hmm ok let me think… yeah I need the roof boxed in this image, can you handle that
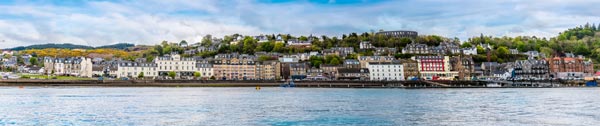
[92,65,104,71]
[28,67,42,71]
[368,60,401,65]
[344,59,359,62]
[482,62,499,67]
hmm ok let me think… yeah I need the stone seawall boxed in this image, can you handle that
[0,79,590,88]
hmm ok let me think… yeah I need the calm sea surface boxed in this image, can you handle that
[0,87,599,126]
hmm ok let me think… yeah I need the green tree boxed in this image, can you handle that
[309,56,324,68]
[540,47,554,57]
[515,41,526,52]
[168,71,176,79]
[29,57,38,66]
[325,55,342,65]
[163,44,173,54]
[460,43,472,48]
[273,42,285,53]
[194,72,201,79]
[145,55,155,63]
[476,46,485,54]
[256,42,274,52]
[346,54,358,59]
[138,72,144,78]
[201,34,213,47]
[16,55,24,65]
[154,45,164,56]
[496,46,509,58]
[329,57,341,65]
[161,40,169,47]
[574,43,591,55]
[242,37,257,54]
[258,55,276,61]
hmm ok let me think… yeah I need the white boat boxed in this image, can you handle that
[486,83,502,87]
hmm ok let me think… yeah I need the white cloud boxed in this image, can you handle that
[0,0,599,48]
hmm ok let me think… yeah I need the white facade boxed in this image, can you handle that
[155,54,197,77]
[462,48,477,55]
[360,41,373,49]
[44,57,92,77]
[196,63,213,79]
[367,62,404,81]
[80,58,93,77]
[53,62,65,75]
[117,62,158,78]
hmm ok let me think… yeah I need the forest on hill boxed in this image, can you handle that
[6,43,134,51]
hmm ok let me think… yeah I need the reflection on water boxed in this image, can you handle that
[0,87,599,125]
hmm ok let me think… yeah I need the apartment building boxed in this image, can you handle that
[196,58,214,80]
[255,60,280,80]
[116,62,158,78]
[367,61,404,81]
[213,53,257,80]
[155,53,197,78]
[44,57,93,77]
[400,59,419,80]
[412,56,458,80]
[357,56,395,68]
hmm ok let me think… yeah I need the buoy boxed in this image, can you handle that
[256,86,260,90]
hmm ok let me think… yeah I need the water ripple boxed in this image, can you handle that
[0,87,599,125]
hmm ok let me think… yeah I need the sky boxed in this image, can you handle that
[0,0,599,48]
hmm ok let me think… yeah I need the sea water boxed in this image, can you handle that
[0,87,599,125]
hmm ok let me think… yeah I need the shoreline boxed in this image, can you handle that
[0,79,593,88]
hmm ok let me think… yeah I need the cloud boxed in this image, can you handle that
[0,0,599,48]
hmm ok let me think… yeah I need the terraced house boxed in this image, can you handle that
[196,58,214,80]
[513,59,550,80]
[357,56,395,68]
[547,56,594,79]
[155,53,197,79]
[43,57,93,77]
[117,61,157,78]
[255,60,280,80]
[412,56,458,80]
[400,59,420,80]
[213,53,257,80]
[367,60,404,81]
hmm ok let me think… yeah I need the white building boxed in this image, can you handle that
[360,41,373,49]
[462,47,477,55]
[155,53,197,78]
[367,61,404,81]
[43,57,93,77]
[51,59,65,75]
[117,62,158,78]
[254,35,269,43]
[196,60,213,79]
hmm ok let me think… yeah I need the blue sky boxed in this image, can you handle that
[0,0,599,48]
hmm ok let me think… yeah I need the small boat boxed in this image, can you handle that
[280,80,296,87]
[486,83,502,87]
[586,80,598,87]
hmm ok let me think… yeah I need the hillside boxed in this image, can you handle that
[6,43,135,51]
[463,23,600,63]
[96,43,135,50]
[7,43,93,51]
